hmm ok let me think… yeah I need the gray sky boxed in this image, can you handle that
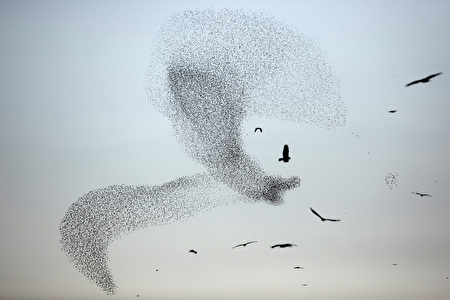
[0,0,449,299]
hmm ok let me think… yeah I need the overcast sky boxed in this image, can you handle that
[0,0,449,299]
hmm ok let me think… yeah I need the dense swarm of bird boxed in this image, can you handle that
[61,6,442,297]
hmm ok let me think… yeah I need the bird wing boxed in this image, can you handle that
[244,241,257,246]
[425,72,442,80]
[283,145,289,156]
[232,244,244,249]
[310,207,324,221]
[271,244,279,248]
[406,79,421,86]
[412,192,431,197]
[324,218,340,222]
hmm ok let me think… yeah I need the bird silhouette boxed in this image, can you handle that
[254,127,262,133]
[405,72,442,87]
[294,266,304,269]
[392,263,398,266]
[188,249,198,254]
[301,283,308,287]
[270,243,297,249]
[388,110,398,113]
[278,144,291,162]
[412,192,432,197]
[232,241,258,249]
[310,207,340,222]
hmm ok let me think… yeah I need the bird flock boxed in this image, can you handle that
[59,8,444,297]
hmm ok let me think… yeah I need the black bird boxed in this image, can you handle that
[271,243,297,249]
[188,249,198,254]
[405,72,442,87]
[310,207,340,222]
[294,266,304,270]
[232,241,257,249]
[388,110,398,113]
[392,263,398,266]
[278,144,291,162]
[412,192,432,197]
[254,127,262,133]
[155,269,159,272]
[301,283,308,287]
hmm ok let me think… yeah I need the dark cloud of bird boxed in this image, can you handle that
[146,8,344,204]
[61,8,345,295]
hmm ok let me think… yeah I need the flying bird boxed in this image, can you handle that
[278,144,291,162]
[392,263,398,266]
[232,241,257,249]
[412,192,432,197]
[254,127,262,133]
[388,110,398,113]
[294,266,304,270]
[301,283,308,287]
[270,243,297,249]
[405,72,442,87]
[188,249,198,254]
[310,207,340,222]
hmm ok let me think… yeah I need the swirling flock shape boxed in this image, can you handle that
[60,9,345,295]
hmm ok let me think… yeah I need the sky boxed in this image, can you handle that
[0,0,449,299]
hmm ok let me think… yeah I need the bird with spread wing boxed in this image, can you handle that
[310,207,340,222]
[405,72,442,87]
[278,144,291,162]
[412,192,432,197]
[232,241,258,249]
[271,243,297,249]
